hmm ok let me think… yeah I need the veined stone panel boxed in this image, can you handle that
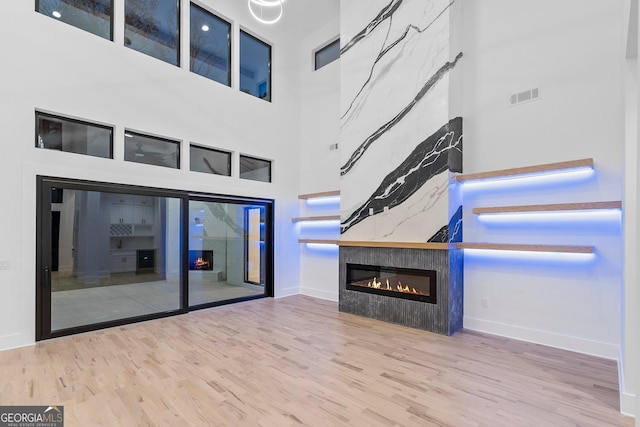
[340,0,462,243]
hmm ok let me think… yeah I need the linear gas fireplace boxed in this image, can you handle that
[339,246,463,335]
[346,263,436,304]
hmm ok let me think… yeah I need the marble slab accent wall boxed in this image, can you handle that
[340,0,462,242]
[338,0,463,333]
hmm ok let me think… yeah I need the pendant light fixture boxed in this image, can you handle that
[248,0,285,25]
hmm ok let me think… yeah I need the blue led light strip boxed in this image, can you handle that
[462,248,596,262]
[461,167,595,191]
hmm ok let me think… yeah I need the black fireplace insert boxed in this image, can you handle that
[189,250,214,271]
[346,263,436,303]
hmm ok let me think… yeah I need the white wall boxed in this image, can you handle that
[299,19,341,195]
[0,0,305,350]
[462,0,624,359]
[623,0,640,420]
[297,15,341,301]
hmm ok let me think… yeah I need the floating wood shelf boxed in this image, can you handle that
[473,201,621,215]
[299,239,339,245]
[455,242,594,254]
[456,158,594,182]
[298,190,340,200]
[291,215,341,223]
[338,241,450,250]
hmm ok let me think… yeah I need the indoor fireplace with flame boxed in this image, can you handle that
[346,263,437,304]
[189,250,214,271]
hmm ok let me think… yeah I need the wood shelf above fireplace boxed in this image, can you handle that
[291,215,341,223]
[338,241,450,250]
[455,158,594,182]
[455,242,594,254]
[472,201,621,215]
[299,239,339,245]
[298,190,340,200]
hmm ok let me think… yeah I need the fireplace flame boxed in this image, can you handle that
[362,277,427,296]
[194,257,211,270]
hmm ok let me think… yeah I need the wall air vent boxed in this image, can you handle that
[509,88,540,106]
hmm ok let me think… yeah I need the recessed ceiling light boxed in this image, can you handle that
[201,25,209,32]
[52,10,62,18]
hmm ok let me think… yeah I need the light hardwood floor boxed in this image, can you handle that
[0,295,633,426]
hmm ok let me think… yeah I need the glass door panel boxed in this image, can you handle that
[188,200,266,307]
[39,182,184,336]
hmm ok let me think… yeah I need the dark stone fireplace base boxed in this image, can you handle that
[339,246,463,335]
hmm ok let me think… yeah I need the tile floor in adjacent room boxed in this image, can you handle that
[51,272,263,330]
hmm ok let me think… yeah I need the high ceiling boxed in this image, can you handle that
[269,0,340,37]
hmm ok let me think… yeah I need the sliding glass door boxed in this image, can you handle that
[37,177,273,340]
[37,178,186,338]
[188,199,270,307]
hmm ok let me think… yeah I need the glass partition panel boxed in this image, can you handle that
[48,189,182,332]
[36,0,113,40]
[188,200,265,306]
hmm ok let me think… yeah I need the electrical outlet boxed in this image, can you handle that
[481,298,489,308]
[0,260,9,271]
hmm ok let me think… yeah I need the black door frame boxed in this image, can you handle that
[36,176,274,341]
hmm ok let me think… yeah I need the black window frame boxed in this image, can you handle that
[35,0,115,41]
[35,111,114,159]
[239,29,272,102]
[239,154,272,183]
[124,130,181,169]
[124,0,181,67]
[189,144,232,177]
[189,2,232,87]
[314,37,340,70]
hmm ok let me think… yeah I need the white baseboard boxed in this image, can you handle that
[620,392,636,418]
[0,333,33,352]
[299,287,338,302]
[274,286,299,299]
[464,316,619,360]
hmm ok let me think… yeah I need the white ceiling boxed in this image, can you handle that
[273,0,340,37]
